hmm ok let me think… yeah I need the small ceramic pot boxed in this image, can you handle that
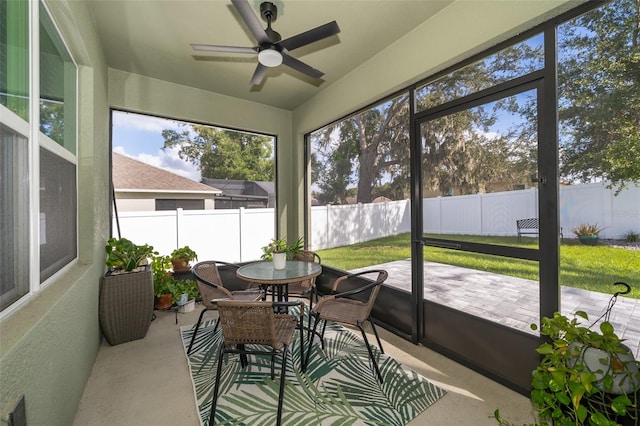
[272,252,286,270]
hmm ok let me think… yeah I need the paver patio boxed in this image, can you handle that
[354,259,640,358]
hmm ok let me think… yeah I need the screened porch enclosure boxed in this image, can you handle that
[308,0,638,394]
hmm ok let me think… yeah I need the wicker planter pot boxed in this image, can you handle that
[99,268,154,346]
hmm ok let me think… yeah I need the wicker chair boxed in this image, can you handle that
[305,269,388,383]
[209,300,305,426]
[187,260,264,355]
[286,250,321,309]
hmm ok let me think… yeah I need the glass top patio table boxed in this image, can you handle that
[237,260,322,304]
[236,260,322,285]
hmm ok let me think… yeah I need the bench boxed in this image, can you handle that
[516,218,563,242]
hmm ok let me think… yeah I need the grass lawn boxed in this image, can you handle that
[316,233,640,299]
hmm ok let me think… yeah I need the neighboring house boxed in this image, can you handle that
[202,178,275,209]
[112,152,221,211]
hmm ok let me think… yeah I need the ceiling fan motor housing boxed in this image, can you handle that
[260,2,278,22]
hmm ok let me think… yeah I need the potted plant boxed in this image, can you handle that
[105,237,156,273]
[261,237,304,269]
[260,237,304,260]
[99,238,157,345]
[173,279,199,313]
[573,223,604,246]
[170,246,198,273]
[495,302,640,425]
[151,255,176,310]
[531,310,639,424]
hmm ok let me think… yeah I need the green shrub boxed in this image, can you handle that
[623,230,639,243]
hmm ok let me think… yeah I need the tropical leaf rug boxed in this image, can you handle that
[181,315,446,425]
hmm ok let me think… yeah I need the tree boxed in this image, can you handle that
[347,96,410,203]
[162,125,274,181]
[312,94,411,204]
[311,39,542,204]
[311,126,357,204]
[40,101,65,144]
[558,0,640,193]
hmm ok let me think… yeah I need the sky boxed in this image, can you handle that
[112,110,201,181]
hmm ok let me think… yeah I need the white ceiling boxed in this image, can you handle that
[87,0,453,111]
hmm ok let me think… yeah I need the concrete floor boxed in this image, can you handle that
[73,306,536,426]
[73,259,640,425]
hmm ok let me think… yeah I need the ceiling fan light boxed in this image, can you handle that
[258,49,283,67]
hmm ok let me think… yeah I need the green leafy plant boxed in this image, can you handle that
[151,255,200,302]
[260,237,304,260]
[572,223,604,238]
[151,255,175,297]
[172,279,199,303]
[528,311,639,426]
[170,246,198,271]
[105,237,157,272]
[170,246,198,262]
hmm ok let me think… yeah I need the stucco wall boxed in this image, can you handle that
[0,1,111,424]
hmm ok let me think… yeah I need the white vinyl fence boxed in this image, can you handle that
[114,182,639,263]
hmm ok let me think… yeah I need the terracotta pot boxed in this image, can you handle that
[154,293,173,310]
[171,258,191,272]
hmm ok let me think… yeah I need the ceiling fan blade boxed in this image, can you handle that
[191,44,257,54]
[277,21,340,52]
[231,0,270,45]
[281,53,324,79]
[250,63,268,85]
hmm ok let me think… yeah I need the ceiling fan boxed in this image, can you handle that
[191,0,340,86]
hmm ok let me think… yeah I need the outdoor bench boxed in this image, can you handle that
[516,218,563,242]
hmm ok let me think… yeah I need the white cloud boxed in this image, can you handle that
[114,145,201,182]
[112,110,184,133]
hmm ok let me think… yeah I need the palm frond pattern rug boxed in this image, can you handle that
[181,316,446,425]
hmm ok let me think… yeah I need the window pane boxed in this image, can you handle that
[0,0,29,121]
[416,33,544,112]
[40,147,77,282]
[0,124,30,311]
[39,3,76,153]
[156,199,204,211]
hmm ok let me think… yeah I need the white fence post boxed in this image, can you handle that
[176,208,183,249]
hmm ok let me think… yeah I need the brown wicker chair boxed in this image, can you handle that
[287,250,321,309]
[305,269,388,383]
[209,300,305,426]
[187,260,264,355]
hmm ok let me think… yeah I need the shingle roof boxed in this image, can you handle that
[112,152,220,193]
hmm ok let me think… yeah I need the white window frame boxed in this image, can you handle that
[0,0,79,319]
